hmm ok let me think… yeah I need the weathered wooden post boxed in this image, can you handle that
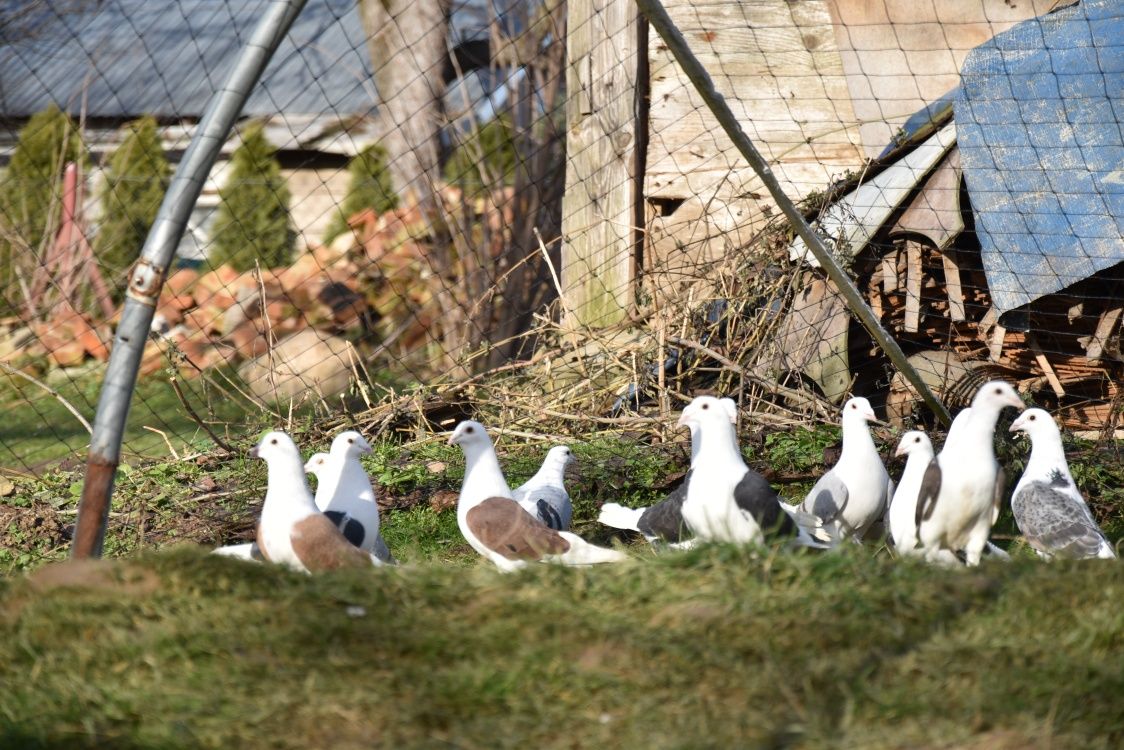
[561,0,643,326]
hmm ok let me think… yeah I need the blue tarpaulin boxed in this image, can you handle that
[956,0,1124,317]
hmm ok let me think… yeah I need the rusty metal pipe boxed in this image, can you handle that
[71,0,310,558]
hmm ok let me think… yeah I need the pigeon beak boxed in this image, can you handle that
[675,413,691,429]
[894,444,908,458]
[446,433,459,446]
[249,445,260,458]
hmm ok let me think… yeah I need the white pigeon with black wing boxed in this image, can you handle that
[512,445,574,531]
[449,421,628,572]
[676,396,815,547]
[1009,408,1115,560]
[799,397,894,543]
[307,433,395,565]
[915,381,1025,566]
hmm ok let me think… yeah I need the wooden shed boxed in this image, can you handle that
[560,0,1056,325]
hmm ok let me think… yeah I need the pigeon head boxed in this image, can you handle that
[972,380,1024,412]
[676,396,737,429]
[330,430,372,458]
[448,420,493,449]
[1009,408,1059,440]
[842,396,878,424]
[547,445,575,468]
[303,451,330,476]
[894,430,932,458]
[250,430,301,463]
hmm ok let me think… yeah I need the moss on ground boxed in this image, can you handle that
[0,546,1121,749]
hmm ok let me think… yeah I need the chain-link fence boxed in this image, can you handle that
[0,0,1121,480]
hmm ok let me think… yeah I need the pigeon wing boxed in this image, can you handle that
[290,514,376,572]
[637,473,691,542]
[802,471,848,525]
[914,457,943,528]
[1012,482,1111,559]
[467,497,571,560]
[734,470,796,538]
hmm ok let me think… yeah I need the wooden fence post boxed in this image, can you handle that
[561,0,642,327]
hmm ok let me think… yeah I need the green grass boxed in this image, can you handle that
[0,364,262,469]
[0,546,1121,749]
[2,396,1122,748]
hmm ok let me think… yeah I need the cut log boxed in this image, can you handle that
[939,246,966,321]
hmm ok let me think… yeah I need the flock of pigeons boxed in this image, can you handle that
[215,380,1117,573]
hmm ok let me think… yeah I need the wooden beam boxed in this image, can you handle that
[940,246,966,322]
[1027,333,1065,397]
[561,0,640,326]
[1085,307,1122,360]
[989,323,1006,362]
[904,241,922,333]
[881,250,897,294]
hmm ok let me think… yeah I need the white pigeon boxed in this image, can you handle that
[512,445,574,531]
[799,396,894,543]
[1009,408,1116,560]
[597,415,715,546]
[888,430,934,556]
[676,396,814,547]
[251,431,379,573]
[307,432,396,564]
[448,421,629,572]
[915,380,1025,565]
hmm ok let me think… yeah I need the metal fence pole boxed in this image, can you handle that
[634,0,951,427]
[71,0,310,559]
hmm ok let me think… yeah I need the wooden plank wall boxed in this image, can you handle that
[561,0,641,326]
[643,0,864,297]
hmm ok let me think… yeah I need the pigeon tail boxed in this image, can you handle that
[597,502,644,532]
[550,533,629,565]
[211,543,260,560]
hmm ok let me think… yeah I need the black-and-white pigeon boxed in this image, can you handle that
[676,395,807,546]
[799,397,893,543]
[306,435,396,565]
[512,445,574,531]
[448,421,628,572]
[915,380,1025,565]
[251,431,378,573]
[1009,408,1116,560]
[596,414,716,546]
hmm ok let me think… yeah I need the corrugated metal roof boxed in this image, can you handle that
[956,0,1124,316]
[0,0,502,120]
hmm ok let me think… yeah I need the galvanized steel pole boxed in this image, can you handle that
[634,0,951,426]
[71,0,310,558]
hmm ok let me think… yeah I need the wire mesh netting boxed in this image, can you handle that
[0,0,1120,482]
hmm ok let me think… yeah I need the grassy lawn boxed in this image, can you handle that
[1,546,1121,749]
[0,364,264,471]
[1,392,1122,748]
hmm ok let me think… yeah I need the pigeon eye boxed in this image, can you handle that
[465,426,475,434]
[701,403,709,410]
[1029,415,1036,421]
[270,438,277,445]
[914,437,920,442]
[347,438,355,444]
[994,386,1003,395]
[850,403,857,409]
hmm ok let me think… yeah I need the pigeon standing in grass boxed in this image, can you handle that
[799,397,893,543]
[307,433,396,564]
[676,396,809,546]
[512,445,574,531]
[888,430,934,555]
[597,415,716,546]
[449,421,628,572]
[915,380,1025,566]
[252,431,379,573]
[1009,408,1115,560]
